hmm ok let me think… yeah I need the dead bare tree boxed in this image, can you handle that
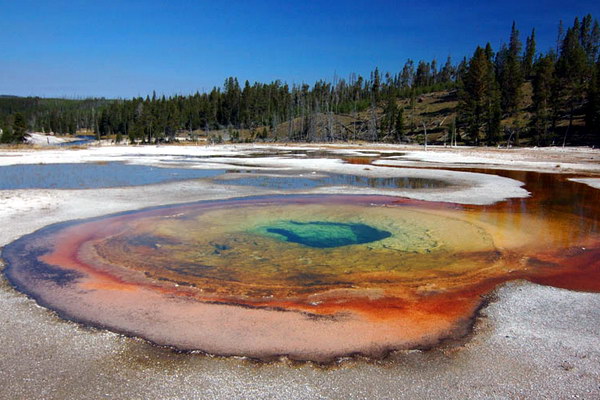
[368,105,378,141]
[327,111,335,141]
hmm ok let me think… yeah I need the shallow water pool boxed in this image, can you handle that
[0,162,226,189]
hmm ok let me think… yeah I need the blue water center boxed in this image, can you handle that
[264,221,392,248]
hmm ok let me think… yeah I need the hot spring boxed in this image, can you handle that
[3,167,600,362]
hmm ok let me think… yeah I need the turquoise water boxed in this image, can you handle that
[262,220,392,248]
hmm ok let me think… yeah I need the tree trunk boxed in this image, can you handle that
[562,102,574,148]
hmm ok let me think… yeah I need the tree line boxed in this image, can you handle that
[0,97,109,143]
[458,15,600,146]
[1,64,457,144]
[1,14,599,146]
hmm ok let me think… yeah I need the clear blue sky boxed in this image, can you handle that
[1,0,599,98]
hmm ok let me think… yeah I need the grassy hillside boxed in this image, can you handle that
[251,85,589,147]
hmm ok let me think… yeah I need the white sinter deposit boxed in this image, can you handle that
[0,144,529,205]
[569,178,600,190]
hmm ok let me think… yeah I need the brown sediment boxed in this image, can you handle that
[3,170,600,362]
[342,156,377,165]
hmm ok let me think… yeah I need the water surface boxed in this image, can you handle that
[215,174,449,190]
[0,162,226,189]
[57,135,96,146]
[262,220,392,248]
[0,162,448,191]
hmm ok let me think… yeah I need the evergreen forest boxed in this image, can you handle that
[1,15,599,147]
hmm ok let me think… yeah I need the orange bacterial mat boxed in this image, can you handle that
[3,170,600,362]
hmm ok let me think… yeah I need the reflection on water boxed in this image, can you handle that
[0,163,226,189]
[455,169,600,291]
[0,162,448,191]
[215,174,449,190]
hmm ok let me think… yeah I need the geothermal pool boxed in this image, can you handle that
[0,161,449,190]
[0,162,226,189]
[3,163,600,362]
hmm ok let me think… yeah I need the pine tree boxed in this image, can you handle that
[557,20,565,53]
[12,113,28,143]
[0,120,12,143]
[555,21,589,145]
[485,42,502,145]
[381,95,398,139]
[395,107,405,142]
[486,88,502,145]
[439,56,455,83]
[408,89,417,133]
[430,58,438,85]
[459,46,501,145]
[531,55,555,145]
[580,14,600,63]
[590,20,600,62]
[585,61,600,145]
[371,67,381,102]
[523,29,536,78]
[400,59,415,88]
[456,57,468,83]
[381,95,398,138]
[415,61,431,87]
[499,22,523,114]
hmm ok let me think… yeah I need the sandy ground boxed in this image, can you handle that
[0,143,599,399]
